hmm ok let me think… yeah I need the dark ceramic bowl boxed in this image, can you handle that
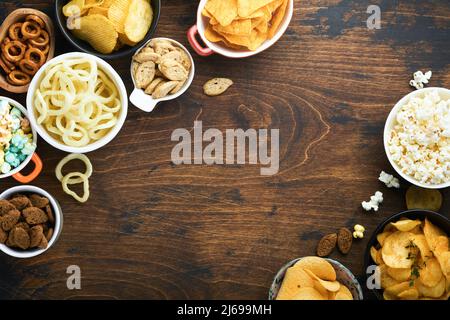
[55,0,161,59]
[363,210,450,300]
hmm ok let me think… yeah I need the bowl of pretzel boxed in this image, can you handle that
[0,8,55,93]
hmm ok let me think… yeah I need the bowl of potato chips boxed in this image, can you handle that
[365,210,450,300]
[188,0,294,58]
[269,256,364,300]
[55,0,160,59]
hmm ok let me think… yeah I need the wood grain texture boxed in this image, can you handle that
[0,0,449,300]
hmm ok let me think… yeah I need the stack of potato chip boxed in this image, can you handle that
[63,0,153,54]
[276,257,354,300]
[371,218,450,300]
[203,0,289,51]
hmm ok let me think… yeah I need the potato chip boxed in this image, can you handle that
[88,6,109,17]
[382,231,416,268]
[377,231,392,246]
[294,256,336,281]
[72,14,118,54]
[108,0,131,34]
[101,0,114,8]
[237,0,273,18]
[437,251,450,280]
[291,287,325,300]
[205,0,238,27]
[118,33,137,46]
[387,267,411,282]
[276,266,314,300]
[391,219,422,232]
[385,281,411,297]
[312,279,329,298]
[304,269,341,292]
[63,0,86,17]
[268,0,288,39]
[124,0,153,43]
[423,218,447,253]
[416,277,446,298]
[419,257,443,287]
[370,246,379,264]
[333,284,353,300]
[406,186,443,212]
[412,234,433,260]
[383,291,397,300]
[398,288,419,300]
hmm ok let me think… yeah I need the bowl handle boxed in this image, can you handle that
[187,25,213,57]
[12,153,43,183]
[130,88,158,113]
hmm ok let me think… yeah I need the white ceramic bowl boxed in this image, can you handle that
[0,185,63,258]
[26,52,128,154]
[0,97,42,183]
[188,0,294,58]
[384,87,450,189]
[129,38,195,113]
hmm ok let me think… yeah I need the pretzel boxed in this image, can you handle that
[25,14,45,29]
[1,53,16,70]
[19,59,39,75]
[7,70,30,85]
[8,23,24,41]
[25,47,46,66]
[29,30,49,47]
[21,21,41,40]
[27,41,50,55]
[3,40,26,63]
[0,56,11,74]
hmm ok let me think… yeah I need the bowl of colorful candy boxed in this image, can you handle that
[0,97,41,183]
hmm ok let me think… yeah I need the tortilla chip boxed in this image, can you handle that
[238,0,274,18]
[268,0,288,39]
[205,0,238,26]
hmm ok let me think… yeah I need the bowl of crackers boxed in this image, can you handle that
[0,185,63,258]
[55,0,161,59]
[129,38,195,113]
[188,0,294,58]
[364,210,450,300]
[269,256,364,300]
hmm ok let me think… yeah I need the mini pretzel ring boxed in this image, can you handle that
[21,21,41,40]
[25,15,46,29]
[25,47,46,66]
[3,40,26,62]
[1,53,16,70]
[29,30,49,47]
[19,59,39,76]
[8,23,24,41]
[7,70,31,86]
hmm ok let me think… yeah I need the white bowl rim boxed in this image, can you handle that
[129,37,195,104]
[196,0,294,58]
[26,52,128,154]
[0,185,63,258]
[383,87,450,190]
[0,97,37,179]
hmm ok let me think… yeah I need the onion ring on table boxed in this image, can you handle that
[21,21,41,40]
[62,172,90,203]
[3,40,26,62]
[25,47,46,66]
[8,23,24,41]
[25,14,45,29]
[7,70,30,85]
[19,59,39,76]
[29,30,49,47]
[55,153,93,184]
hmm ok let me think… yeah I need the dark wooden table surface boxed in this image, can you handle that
[0,0,449,300]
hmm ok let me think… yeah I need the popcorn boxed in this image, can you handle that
[353,224,365,239]
[362,191,383,212]
[388,89,450,185]
[379,171,400,188]
[409,70,432,90]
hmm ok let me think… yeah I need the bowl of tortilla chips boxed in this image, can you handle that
[187,0,293,58]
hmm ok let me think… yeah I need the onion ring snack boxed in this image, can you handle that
[33,56,121,147]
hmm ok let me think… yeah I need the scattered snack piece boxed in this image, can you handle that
[132,39,192,99]
[316,233,337,257]
[371,217,449,300]
[63,0,153,54]
[409,70,432,90]
[337,228,353,254]
[387,89,449,185]
[406,186,443,212]
[362,191,383,212]
[352,224,365,239]
[276,256,353,300]
[203,78,234,96]
[202,0,290,51]
[378,171,400,189]
[0,193,55,251]
[55,153,93,203]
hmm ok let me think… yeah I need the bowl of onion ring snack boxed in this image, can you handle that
[0,8,55,93]
[26,52,128,153]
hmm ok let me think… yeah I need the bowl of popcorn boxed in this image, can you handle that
[0,97,41,183]
[384,88,450,189]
